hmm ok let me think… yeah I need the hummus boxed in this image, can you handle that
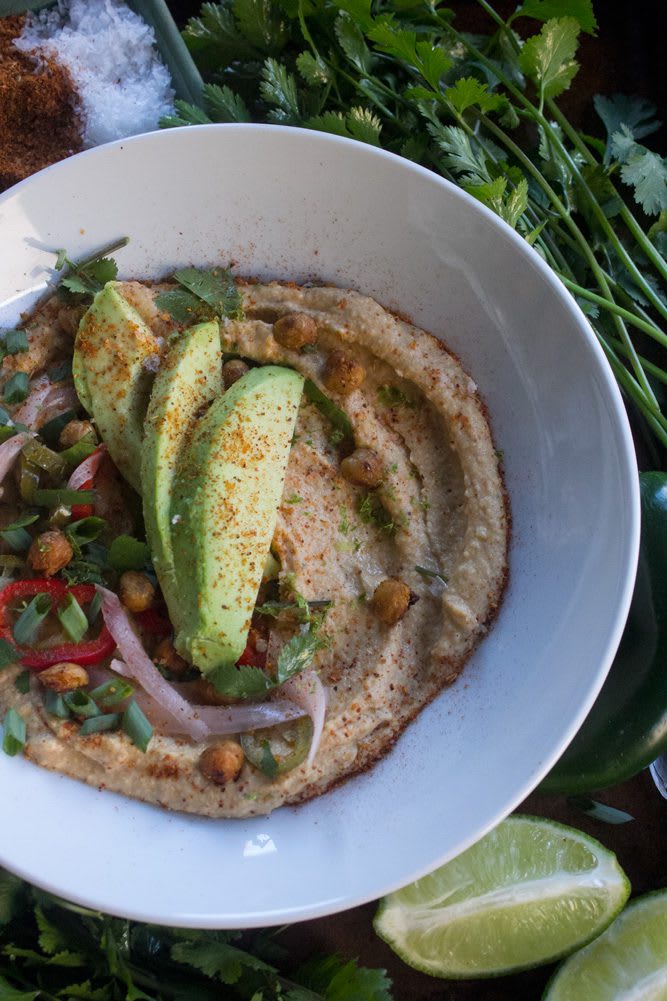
[0,278,508,817]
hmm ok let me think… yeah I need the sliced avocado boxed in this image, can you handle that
[73,283,162,491]
[141,319,221,599]
[170,365,304,679]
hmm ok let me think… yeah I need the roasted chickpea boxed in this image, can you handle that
[323,350,365,395]
[340,448,384,488]
[370,578,412,626]
[57,304,86,338]
[38,662,89,693]
[59,419,95,448]
[119,571,155,613]
[199,740,245,784]
[222,358,249,389]
[154,636,189,677]
[273,312,318,350]
[28,530,73,577]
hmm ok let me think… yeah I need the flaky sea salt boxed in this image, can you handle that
[15,0,174,148]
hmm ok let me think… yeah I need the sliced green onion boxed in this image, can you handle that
[303,379,354,446]
[415,564,448,584]
[46,362,71,382]
[38,409,77,447]
[3,373,29,405]
[33,488,95,508]
[59,439,96,469]
[0,638,19,670]
[13,593,51,645]
[0,407,13,425]
[56,593,88,643]
[14,670,30,694]
[19,458,40,503]
[4,330,28,355]
[108,535,149,573]
[0,556,24,570]
[86,590,103,627]
[42,689,71,719]
[65,517,106,549]
[121,700,153,752]
[2,707,26,756]
[79,712,121,736]
[63,690,100,720]
[0,512,40,553]
[89,678,133,707]
[21,440,66,479]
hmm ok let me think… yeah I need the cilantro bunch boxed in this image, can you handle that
[0,870,393,1000]
[164,0,667,454]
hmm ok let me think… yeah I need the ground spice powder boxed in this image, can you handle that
[0,15,83,191]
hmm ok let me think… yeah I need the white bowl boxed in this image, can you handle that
[0,124,639,927]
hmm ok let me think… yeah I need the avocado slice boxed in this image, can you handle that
[141,319,221,602]
[170,365,304,679]
[73,283,162,492]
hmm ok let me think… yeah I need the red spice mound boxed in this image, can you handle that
[0,15,83,190]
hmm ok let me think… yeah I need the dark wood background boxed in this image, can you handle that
[163,2,667,998]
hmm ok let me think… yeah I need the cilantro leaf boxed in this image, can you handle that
[171,938,275,985]
[260,58,301,123]
[594,94,661,155]
[295,955,393,1001]
[427,123,493,184]
[463,176,529,229]
[514,0,597,35]
[519,17,580,101]
[172,267,243,318]
[61,258,117,296]
[207,660,274,698]
[183,2,261,69]
[205,82,251,121]
[335,13,374,75]
[160,100,212,128]
[276,629,326,684]
[297,50,331,85]
[0,871,23,926]
[444,77,503,115]
[0,976,38,1001]
[232,0,289,53]
[346,107,382,146]
[308,111,354,139]
[611,126,667,215]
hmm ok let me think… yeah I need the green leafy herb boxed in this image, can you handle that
[2,708,26,756]
[59,438,97,470]
[255,599,332,620]
[54,238,129,300]
[14,671,30,695]
[65,517,106,555]
[12,594,51,645]
[42,689,70,719]
[156,267,243,324]
[357,492,395,535]
[1,329,29,358]
[172,0,667,449]
[107,535,149,573]
[276,629,327,683]
[284,493,303,504]
[303,379,354,446]
[3,373,29,406]
[415,564,448,584]
[377,384,416,409]
[121,700,153,752]
[56,593,88,643]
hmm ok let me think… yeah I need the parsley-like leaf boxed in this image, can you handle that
[463,176,529,229]
[427,123,493,184]
[297,50,331,85]
[346,107,382,146]
[205,83,251,121]
[514,0,597,35]
[519,17,581,101]
[0,976,38,1001]
[594,93,661,165]
[233,0,289,52]
[156,267,243,324]
[610,127,667,216]
[183,2,261,69]
[335,12,374,75]
[444,77,503,115]
[160,100,212,128]
[295,955,394,1001]
[260,58,301,123]
[171,938,275,984]
[276,629,326,684]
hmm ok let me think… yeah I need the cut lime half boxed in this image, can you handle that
[544,889,667,1000]
[374,815,630,978]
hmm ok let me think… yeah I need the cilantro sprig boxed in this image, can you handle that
[156,266,244,324]
[54,237,129,299]
[168,0,667,450]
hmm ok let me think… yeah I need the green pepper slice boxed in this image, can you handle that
[241,717,313,778]
[542,471,667,794]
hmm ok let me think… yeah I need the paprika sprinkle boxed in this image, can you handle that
[0,15,83,191]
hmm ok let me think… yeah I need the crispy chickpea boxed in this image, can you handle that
[154,636,189,677]
[38,662,89,693]
[119,571,155,613]
[370,578,412,626]
[59,419,95,448]
[28,530,73,577]
[340,448,384,488]
[273,312,318,350]
[199,740,245,784]
[222,358,249,389]
[57,304,86,338]
[323,350,365,395]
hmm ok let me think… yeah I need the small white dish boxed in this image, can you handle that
[0,125,639,927]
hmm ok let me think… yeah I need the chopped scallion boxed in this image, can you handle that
[86,590,103,627]
[12,593,51,645]
[89,678,133,707]
[14,670,30,694]
[42,689,71,719]
[65,517,106,550]
[32,488,95,508]
[57,593,88,643]
[21,440,66,479]
[59,439,97,469]
[79,712,121,736]
[121,700,153,752]
[2,707,26,756]
[3,372,29,405]
[0,406,13,425]
[3,330,29,356]
[63,690,100,720]
[0,512,39,553]
[0,639,19,669]
[415,565,448,585]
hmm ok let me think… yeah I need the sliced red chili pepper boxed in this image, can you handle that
[237,642,266,669]
[0,578,116,669]
[134,605,173,636]
[71,477,94,519]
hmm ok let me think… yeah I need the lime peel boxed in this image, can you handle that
[374,814,631,979]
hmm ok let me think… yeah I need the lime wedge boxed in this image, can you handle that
[544,890,667,1000]
[373,815,630,978]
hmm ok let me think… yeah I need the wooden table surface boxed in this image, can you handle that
[164,2,667,996]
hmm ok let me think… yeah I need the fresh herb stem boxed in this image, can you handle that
[560,278,667,343]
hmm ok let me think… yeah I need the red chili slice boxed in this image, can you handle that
[71,477,94,519]
[134,605,173,636]
[0,578,116,669]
